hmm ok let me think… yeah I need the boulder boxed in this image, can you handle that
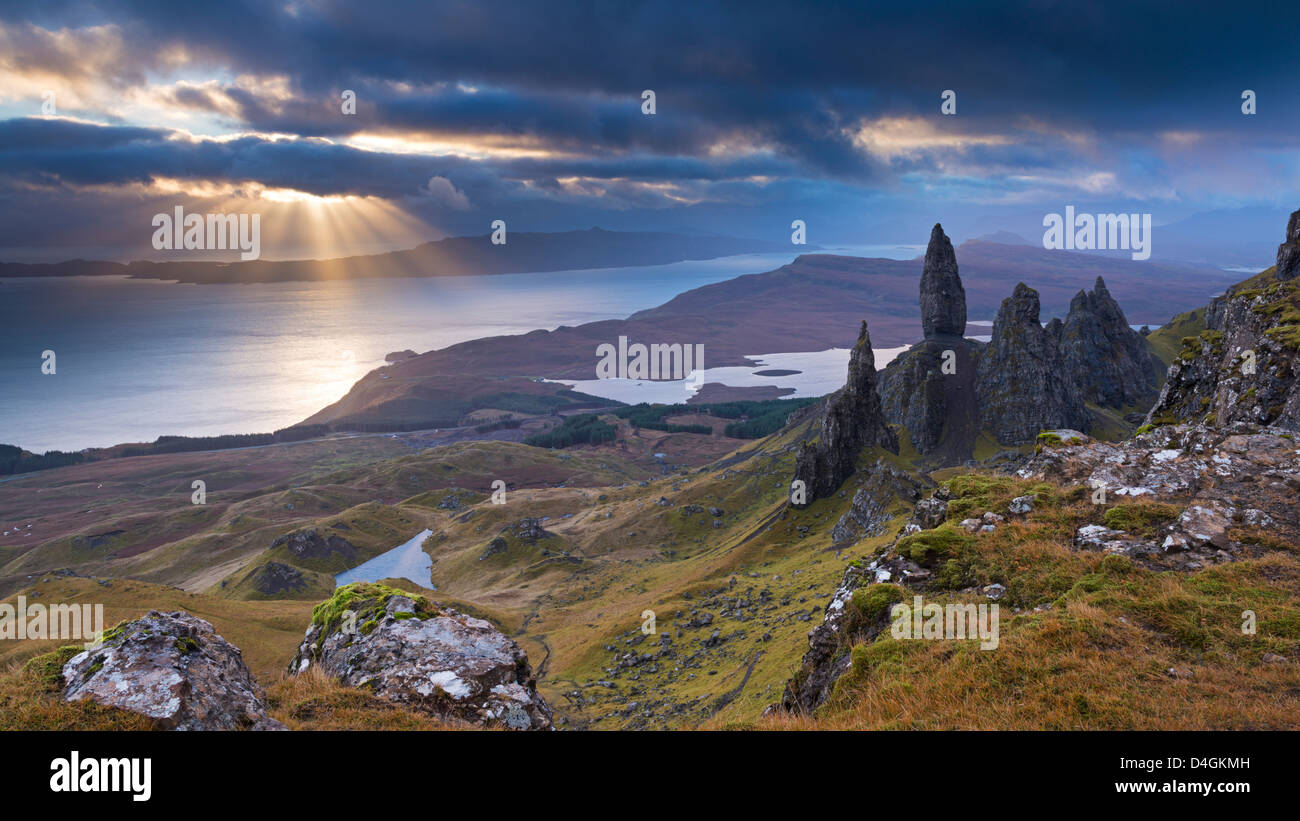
[1008,494,1036,514]
[289,583,553,730]
[61,610,284,730]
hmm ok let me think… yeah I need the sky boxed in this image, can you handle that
[0,0,1297,262]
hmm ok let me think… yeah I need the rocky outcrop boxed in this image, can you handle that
[61,611,284,730]
[244,561,309,595]
[1277,208,1300,281]
[976,283,1090,444]
[776,484,961,715]
[1018,422,1300,571]
[919,223,967,338]
[1146,243,1300,432]
[289,583,553,730]
[830,459,926,545]
[776,563,870,713]
[1059,277,1162,408]
[271,528,358,564]
[792,321,898,504]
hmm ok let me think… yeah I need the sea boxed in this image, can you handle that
[0,244,924,452]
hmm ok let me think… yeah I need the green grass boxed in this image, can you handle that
[1146,307,1207,366]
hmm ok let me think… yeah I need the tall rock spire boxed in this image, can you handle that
[792,320,898,504]
[919,223,967,338]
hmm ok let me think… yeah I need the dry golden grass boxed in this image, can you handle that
[752,551,1300,731]
[0,646,153,731]
[264,667,464,731]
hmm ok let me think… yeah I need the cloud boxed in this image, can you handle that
[424,175,469,209]
[0,1,1298,257]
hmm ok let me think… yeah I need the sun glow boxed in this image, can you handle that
[139,178,432,260]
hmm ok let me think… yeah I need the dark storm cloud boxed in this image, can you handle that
[1,0,1298,256]
[9,0,1297,131]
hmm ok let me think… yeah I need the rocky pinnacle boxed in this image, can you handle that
[976,282,1089,444]
[919,223,967,338]
[792,320,898,504]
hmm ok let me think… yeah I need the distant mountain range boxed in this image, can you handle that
[0,228,793,283]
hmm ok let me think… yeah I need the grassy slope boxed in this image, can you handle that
[1147,307,1208,366]
[757,472,1300,730]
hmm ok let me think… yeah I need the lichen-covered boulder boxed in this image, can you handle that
[61,610,284,730]
[289,583,553,730]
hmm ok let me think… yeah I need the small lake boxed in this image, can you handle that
[334,528,434,590]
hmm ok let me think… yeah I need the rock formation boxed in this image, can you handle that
[810,222,1165,477]
[1146,290,1300,431]
[792,321,898,504]
[976,283,1090,443]
[829,459,926,545]
[879,224,983,458]
[919,223,967,338]
[1019,423,1300,570]
[244,561,310,595]
[1277,208,1300,281]
[778,418,1300,715]
[1147,210,1300,431]
[1058,276,1162,408]
[289,583,553,730]
[62,611,284,730]
[271,528,358,564]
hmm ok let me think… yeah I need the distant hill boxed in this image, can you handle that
[973,230,1031,245]
[305,240,1240,431]
[0,228,791,284]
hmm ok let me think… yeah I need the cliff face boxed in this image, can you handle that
[1058,276,1163,409]
[1146,210,1300,432]
[792,321,899,504]
[1277,209,1300,281]
[1146,282,1300,431]
[976,283,1089,444]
